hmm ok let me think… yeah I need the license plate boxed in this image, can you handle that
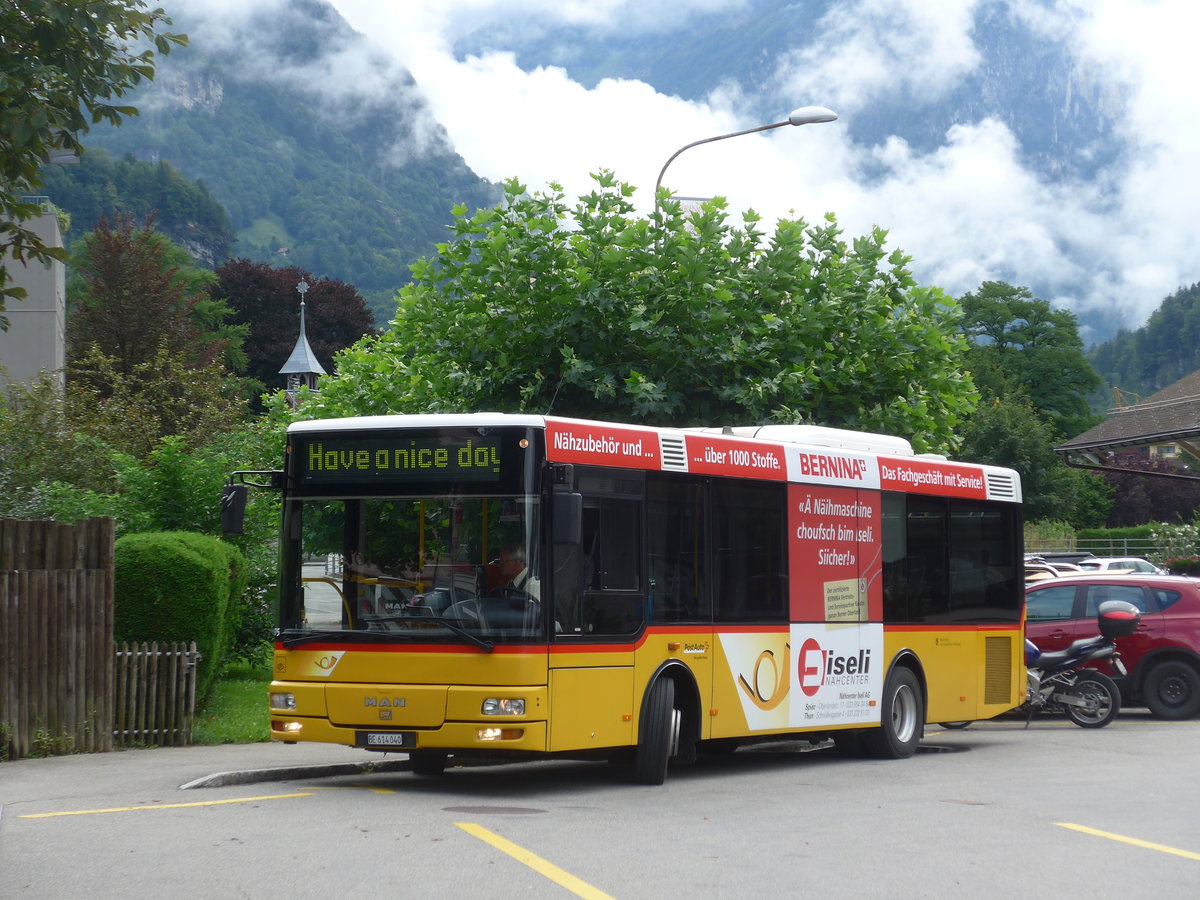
[357,731,416,748]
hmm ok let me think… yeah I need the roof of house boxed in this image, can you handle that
[1058,370,1200,454]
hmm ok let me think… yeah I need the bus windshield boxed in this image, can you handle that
[281,494,543,645]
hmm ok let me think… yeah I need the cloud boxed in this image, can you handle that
[180,0,1200,340]
[774,0,985,111]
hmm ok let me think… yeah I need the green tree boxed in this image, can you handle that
[959,281,1101,438]
[0,374,118,517]
[303,173,976,453]
[0,0,185,325]
[68,216,246,375]
[212,259,375,406]
[66,342,247,459]
[957,282,1108,525]
[956,396,1112,527]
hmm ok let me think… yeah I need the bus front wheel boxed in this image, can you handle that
[862,666,923,759]
[633,677,677,785]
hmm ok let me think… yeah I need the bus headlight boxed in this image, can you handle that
[477,728,524,741]
[481,697,525,716]
[270,692,296,711]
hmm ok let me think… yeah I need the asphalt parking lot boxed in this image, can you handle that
[2,710,1197,899]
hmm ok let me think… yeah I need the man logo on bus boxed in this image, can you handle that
[797,638,872,697]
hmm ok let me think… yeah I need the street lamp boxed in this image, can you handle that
[652,105,838,217]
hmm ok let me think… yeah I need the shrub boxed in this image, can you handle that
[1151,523,1200,563]
[114,531,247,700]
[1165,556,1200,575]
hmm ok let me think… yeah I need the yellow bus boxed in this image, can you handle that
[235,413,1024,784]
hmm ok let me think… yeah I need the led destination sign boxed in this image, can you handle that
[299,434,503,484]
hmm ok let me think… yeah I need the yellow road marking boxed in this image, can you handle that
[457,822,618,900]
[1056,822,1200,860]
[19,792,314,818]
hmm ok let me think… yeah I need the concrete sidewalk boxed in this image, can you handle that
[0,741,412,807]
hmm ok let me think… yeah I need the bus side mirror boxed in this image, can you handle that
[221,482,248,535]
[552,491,582,545]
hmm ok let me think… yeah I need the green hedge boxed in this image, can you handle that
[1076,525,1157,540]
[1166,557,1200,575]
[114,531,248,700]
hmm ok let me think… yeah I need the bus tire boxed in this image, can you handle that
[862,666,923,759]
[633,677,676,785]
[409,750,448,776]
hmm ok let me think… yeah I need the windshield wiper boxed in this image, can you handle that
[278,629,396,649]
[359,613,495,653]
[280,617,496,653]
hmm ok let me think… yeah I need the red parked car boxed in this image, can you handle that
[1025,573,1200,719]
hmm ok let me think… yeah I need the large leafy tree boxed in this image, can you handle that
[959,281,1101,439]
[212,259,376,403]
[0,0,185,325]
[957,396,1112,527]
[956,281,1107,525]
[304,173,976,453]
[67,216,246,374]
[65,217,248,455]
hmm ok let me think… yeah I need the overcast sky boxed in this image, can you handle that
[187,0,1200,340]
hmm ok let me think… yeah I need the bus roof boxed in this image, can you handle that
[288,413,1021,502]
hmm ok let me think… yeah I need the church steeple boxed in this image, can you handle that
[279,279,326,405]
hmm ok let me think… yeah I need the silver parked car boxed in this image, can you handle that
[1076,556,1167,575]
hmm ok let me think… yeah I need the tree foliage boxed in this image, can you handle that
[956,396,1111,527]
[66,342,247,459]
[956,281,1107,525]
[212,259,376,404]
[959,281,1101,439]
[304,173,976,453]
[1099,452,1200,527]
[0,0,185,323]
[0,375,118,517]
[64,217,248,455]
[40,147,236,265]
[68,216,245,374]
[1089,282,1200,403]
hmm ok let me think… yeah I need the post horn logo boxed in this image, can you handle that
[737,643,791,710]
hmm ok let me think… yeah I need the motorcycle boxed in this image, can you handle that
[942,598,1141,730]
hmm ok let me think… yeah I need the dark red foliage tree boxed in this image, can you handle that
[212,259,375,398]
[1102,451,1200,526]
[68,216,215,377]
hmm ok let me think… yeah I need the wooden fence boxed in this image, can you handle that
[0,518,201,760]
[113,641,201,748]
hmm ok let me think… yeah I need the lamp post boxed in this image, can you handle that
[652,105,838,218]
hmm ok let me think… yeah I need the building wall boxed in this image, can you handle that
[0,202,66,390]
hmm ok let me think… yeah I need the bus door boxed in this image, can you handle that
[548,469,643,752]
[645,474,713,740]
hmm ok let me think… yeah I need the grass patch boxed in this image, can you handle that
[193,669,271,745]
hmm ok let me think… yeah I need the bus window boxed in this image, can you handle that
[577,497,642,636]
[647,475,709,623]
[882,493,1020,624]
[712,480,787,623]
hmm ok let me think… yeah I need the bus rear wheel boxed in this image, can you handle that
[862,666,923,759]
[633,677,677,785]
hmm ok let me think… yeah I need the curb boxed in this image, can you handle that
[180,758,412,789]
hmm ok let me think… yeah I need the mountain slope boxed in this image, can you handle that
[1089,283,1200,405]
[77,0,498,320]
